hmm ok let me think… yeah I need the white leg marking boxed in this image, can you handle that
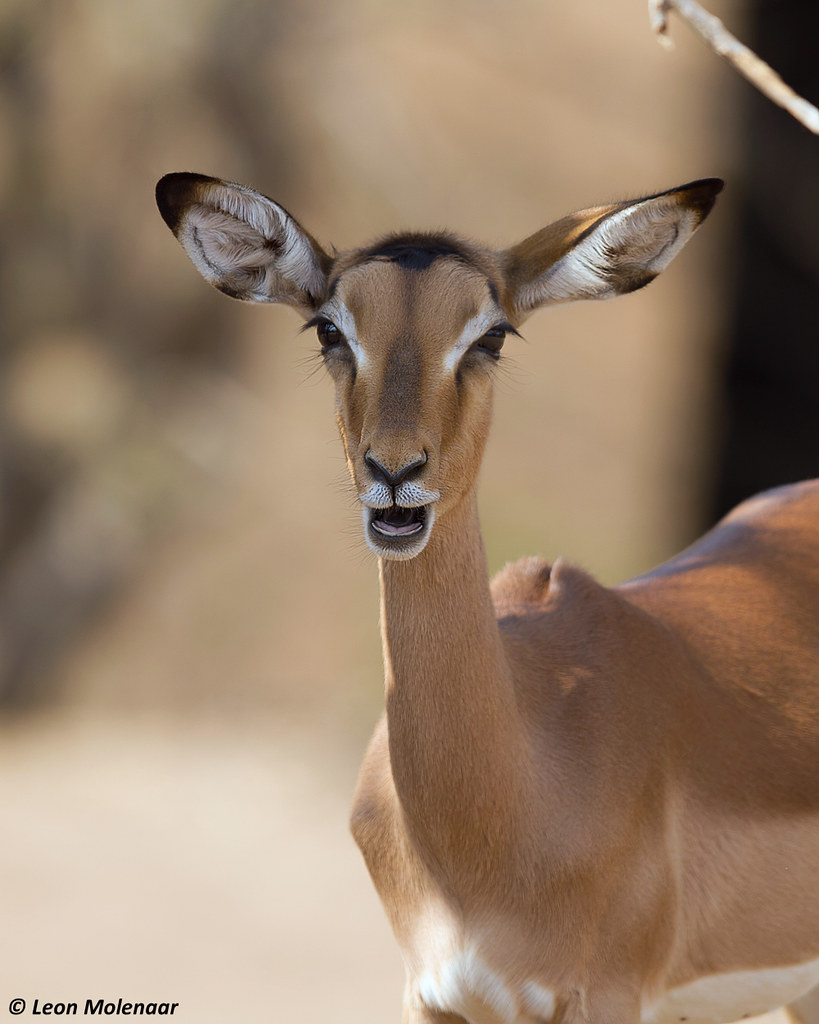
[520,981,557,1021]
[418,950,518,1024]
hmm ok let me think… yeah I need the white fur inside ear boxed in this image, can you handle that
[177,184,325,303]
[522,199,699,309]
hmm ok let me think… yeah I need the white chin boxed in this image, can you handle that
[362,505,435,560]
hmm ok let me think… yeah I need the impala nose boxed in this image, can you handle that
[364,450,428,489]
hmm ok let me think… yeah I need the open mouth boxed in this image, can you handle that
[369,504,427,539]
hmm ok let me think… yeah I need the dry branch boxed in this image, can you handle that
[649,0,819,135]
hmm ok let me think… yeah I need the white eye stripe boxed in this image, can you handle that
[443,311,494,374]
[318,300,367,369]
[319,302,502,374]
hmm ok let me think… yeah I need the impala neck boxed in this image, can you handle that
[379,489,531,880]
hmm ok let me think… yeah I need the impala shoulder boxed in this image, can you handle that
[350,713,394,848]
[491,557,655,685]
[351,715,427,877]
[491,555,630,623]
[490,555,555,608]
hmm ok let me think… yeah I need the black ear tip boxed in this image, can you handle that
[678,177,725,219]
[695,177,725,198]
[156,171,218,232]
[675,177,724,194]
[156,172,190,231]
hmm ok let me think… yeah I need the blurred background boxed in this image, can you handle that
[0,0,815,1021]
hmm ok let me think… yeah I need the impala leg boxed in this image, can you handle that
[581,985,642,1024]
[401,987,466,1024]
[401,1004,465,1024]
[788,986,819,1024]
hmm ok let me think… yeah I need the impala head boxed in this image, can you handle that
[156,172,722,560]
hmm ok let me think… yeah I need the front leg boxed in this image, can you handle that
[403,983,642,1024]
[402,984,467,1024]
[577,984,642,1024]
[402,1002,466,1024]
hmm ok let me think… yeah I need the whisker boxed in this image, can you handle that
[297,350,327,386]
[493,354,529,394]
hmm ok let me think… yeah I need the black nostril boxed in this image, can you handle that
[364,450,427,488]
[363,451,391,485]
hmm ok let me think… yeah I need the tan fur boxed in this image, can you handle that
[156,173,819,1023]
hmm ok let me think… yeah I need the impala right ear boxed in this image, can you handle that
[501,178,724,323]
[155,172,332,315]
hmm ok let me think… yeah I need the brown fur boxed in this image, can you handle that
[156,173,819,1024]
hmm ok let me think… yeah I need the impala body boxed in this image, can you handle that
[157,172,819,1024]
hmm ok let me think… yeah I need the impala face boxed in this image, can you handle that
[156,171,722,561]
[307,245,515,559]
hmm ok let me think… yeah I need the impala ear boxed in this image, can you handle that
[501,178,723,322]
[155,172,332,314]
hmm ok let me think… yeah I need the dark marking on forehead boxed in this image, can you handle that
[347,231,483,275]
[362,233,475,272]
[380,334,423,426]
[326,230,505,308]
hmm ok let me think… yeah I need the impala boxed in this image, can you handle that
[156,172,819,1024]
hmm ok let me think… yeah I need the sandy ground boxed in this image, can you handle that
[0,713,402,1023]
[0,712,789,1024]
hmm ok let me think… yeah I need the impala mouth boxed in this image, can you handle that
[369,504,427,538]
[364,502,435,559]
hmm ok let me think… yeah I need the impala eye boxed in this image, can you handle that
[474,326,507,359]
[316,319,343,351]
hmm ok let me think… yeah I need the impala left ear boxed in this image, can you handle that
[156,172,333,315]
[501,178,724,322]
